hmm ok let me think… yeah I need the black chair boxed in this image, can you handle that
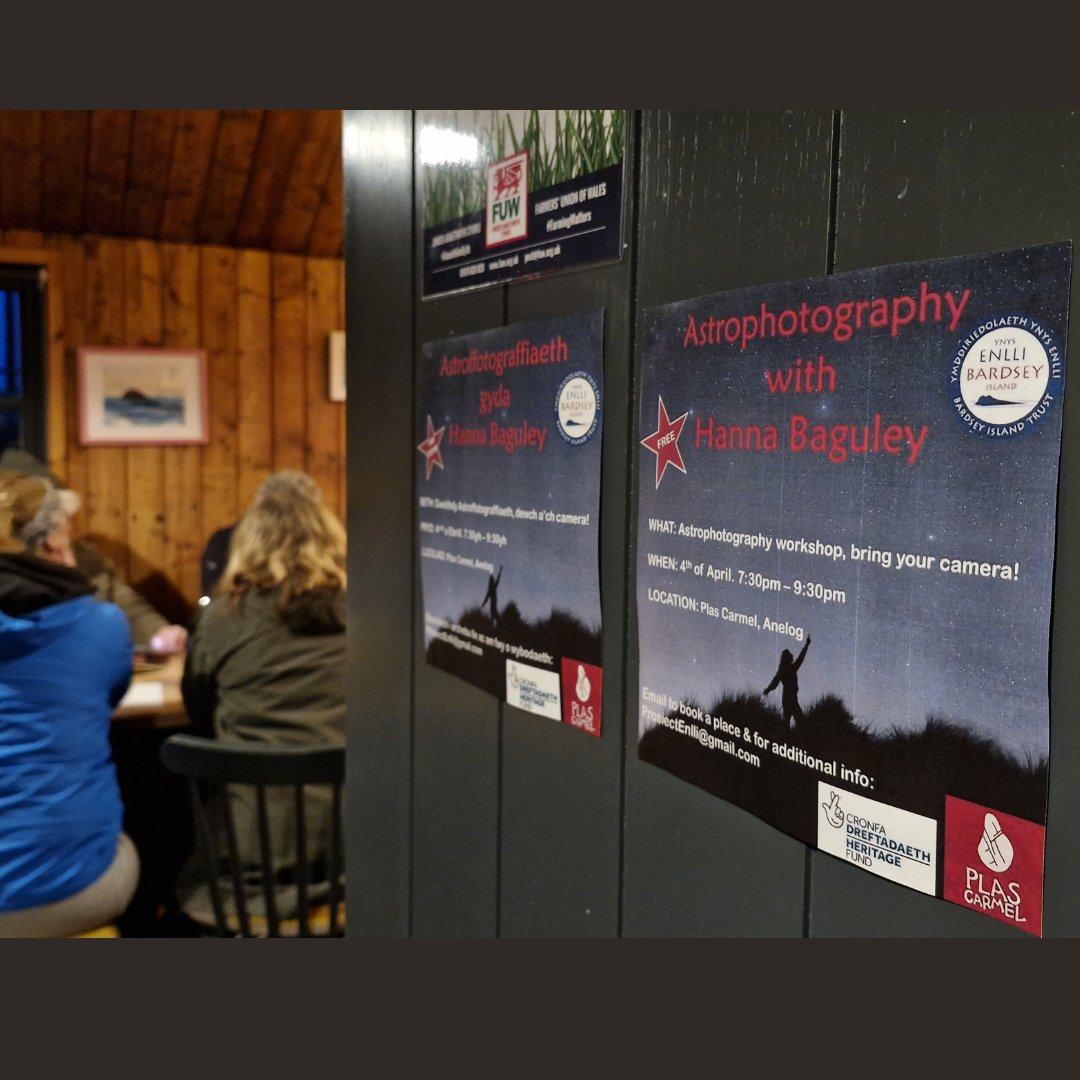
[159,733,344,938]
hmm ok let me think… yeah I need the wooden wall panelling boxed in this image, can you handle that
[233,111,310,252]
[270,253,308,472]
[40,239,68,479]
[198,111,263,248]
[54,236,88,500]
[4,225,344,618]
[123,240,167,613]
[0,114,43,232]
[621,111,836,937]
[42,112,90,235]
[123,112,179,241]
[82,236,129,574]
[810,110,1080,938]
[161,243,205,610]
[304,257,344,514]
[236,249,274,510]
[272,110,342,255]
[199,246,240,549]
[84,112,134,238]
[159,112,221,244]
[309,152,345,260]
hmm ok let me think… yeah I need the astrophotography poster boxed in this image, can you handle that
[636,242,1071,936]
[419,110,625,299]
[418,310,605,736]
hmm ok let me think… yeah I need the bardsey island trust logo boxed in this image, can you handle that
[554,371,600,446]
[950,317,1063,438]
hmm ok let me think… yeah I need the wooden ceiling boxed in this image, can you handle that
[0,110,344,258]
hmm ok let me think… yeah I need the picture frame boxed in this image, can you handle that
[78,346,209,446]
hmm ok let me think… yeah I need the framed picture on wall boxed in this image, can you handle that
[77,346,209,446]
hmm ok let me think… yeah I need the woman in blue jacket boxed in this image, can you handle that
[0,469,138,936]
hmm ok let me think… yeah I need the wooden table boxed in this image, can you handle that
[112,653,191,730]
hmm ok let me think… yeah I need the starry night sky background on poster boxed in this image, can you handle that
[418,310,603,647]
[636,243,1070,765]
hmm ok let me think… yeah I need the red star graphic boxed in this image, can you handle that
[417,415,445,480]
[640,396,688,489]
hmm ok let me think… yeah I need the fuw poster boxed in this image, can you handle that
[419,110,625,299]
[418,310,604,736]
[635,243,1071,935]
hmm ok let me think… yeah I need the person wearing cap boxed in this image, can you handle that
[0,449,187,655]
[0,468,140,936]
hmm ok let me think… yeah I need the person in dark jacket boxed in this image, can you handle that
[180,470,345,921]
[0,469,139,936]
[0,448,187,655]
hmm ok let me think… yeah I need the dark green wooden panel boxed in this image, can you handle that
[497,141,635,934]
[343,110,415,936]
[412,283,504,937]
[622,111,836,936]
[813,110,1080,937]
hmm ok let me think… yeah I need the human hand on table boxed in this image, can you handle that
[148,624,188,656]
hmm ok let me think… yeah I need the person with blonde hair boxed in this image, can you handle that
[0,469,139,936]
[179,470,346,920]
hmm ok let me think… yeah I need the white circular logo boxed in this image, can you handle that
[555,371,600,445]
[951,323,1058,435]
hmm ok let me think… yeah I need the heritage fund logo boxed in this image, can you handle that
[560,658,602,737]
[944,795,1045,937]
[554,371,600,446]
[816,783,936,894]
[950,318,1063,438]
[485,150,529,248]
[505,658,560,720]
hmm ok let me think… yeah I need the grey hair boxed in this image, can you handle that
[18,481,72,554]
[254,470,322,505]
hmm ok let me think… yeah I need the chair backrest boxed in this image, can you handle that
[160,733,345,938]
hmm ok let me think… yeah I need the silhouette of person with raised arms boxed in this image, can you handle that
[763,637,811,730]
[482,565,503,625]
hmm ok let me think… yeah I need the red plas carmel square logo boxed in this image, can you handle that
[560,658,602,737]
[944,795,1045,937]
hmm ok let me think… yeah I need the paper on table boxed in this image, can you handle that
[118,681,165,708]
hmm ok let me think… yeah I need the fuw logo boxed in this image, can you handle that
[485,149,529,248]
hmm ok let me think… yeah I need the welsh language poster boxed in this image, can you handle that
[420,110,625,299]
[636,242,1071,935]
[419,310,604,735]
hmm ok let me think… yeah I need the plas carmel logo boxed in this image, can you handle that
[560,658,602,737]
[944,795,1045,937]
